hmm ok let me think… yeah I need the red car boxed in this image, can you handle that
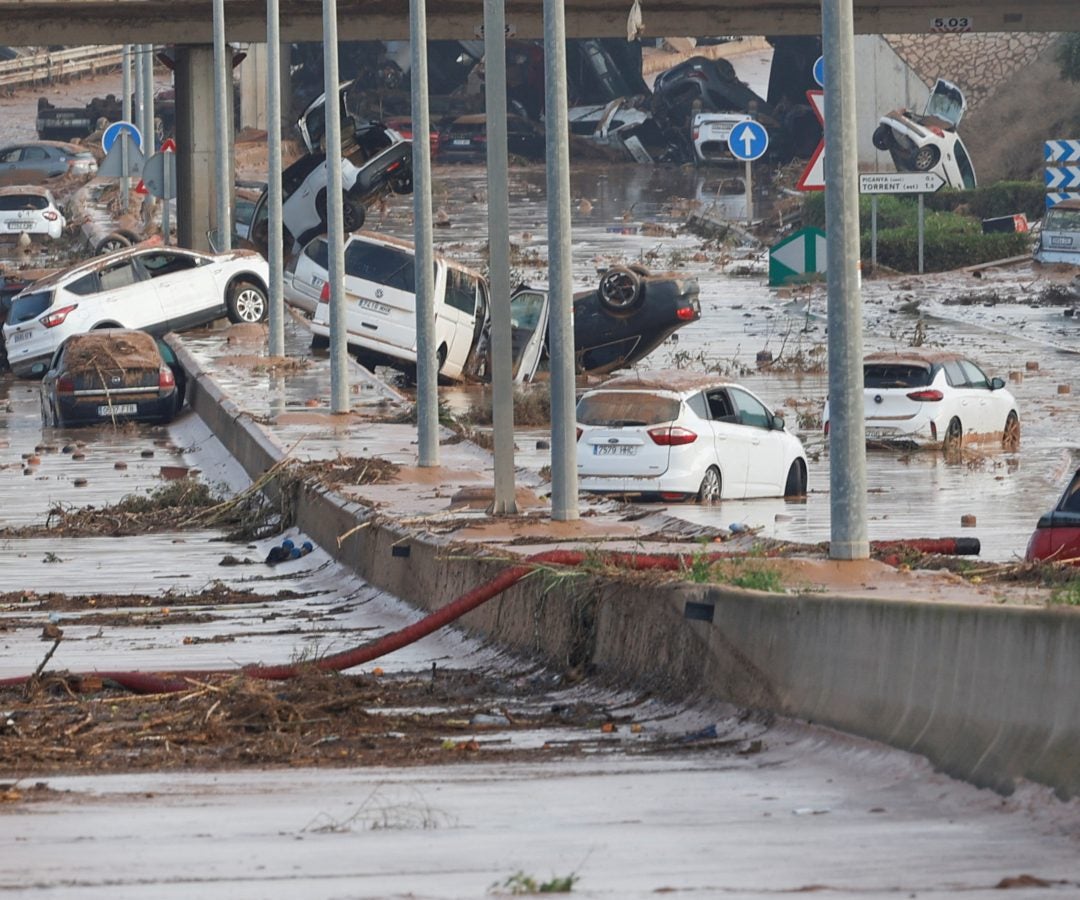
[384,117,440,159]
[1025,468,1080,563]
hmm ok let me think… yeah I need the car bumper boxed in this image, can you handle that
[54,393,178,426]
[6,347,54,379]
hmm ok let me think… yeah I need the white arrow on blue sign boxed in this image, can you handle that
[101,120,143,155]
[1045,140,1080,163]
[1046,192,1080,208]
[813,56,825,88]
[727,120,769,162]
[1045,166,1080,190]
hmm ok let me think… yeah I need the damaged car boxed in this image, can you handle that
[1033,199,1080,265]
[872,78,976,190]
[285,231,700,383]
[1025,467,1080,564]
[822,350,1018,452]
[438,113,546,163]
[0,186,66,240]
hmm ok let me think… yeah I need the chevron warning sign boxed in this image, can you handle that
[1046,192,1080,208]
[1045,167,1080,190]
[1045,140,1080,163]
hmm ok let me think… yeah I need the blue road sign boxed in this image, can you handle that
[1046,192,1080,208]
[727,120,769,162]
[1045,166,1080,190]
[813,55,825,88]
[1045,140,1080,163]
[101,120,142,155]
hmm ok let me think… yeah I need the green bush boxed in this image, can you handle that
[923,181,1046,221]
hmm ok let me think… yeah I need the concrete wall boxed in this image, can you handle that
[174,341,1080,801]
[854,35,930,169]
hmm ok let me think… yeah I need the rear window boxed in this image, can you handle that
[577,391,680,426]
[0,195,47,211]
[863,364,932,389]
[344,240,416,293]
[304,237,330,270]
[8,289,54,325]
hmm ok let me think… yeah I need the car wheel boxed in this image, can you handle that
[697,466,722,503]
[1002,411,1020,451]
[942,417,963,454]
[227,280,268,324]
[872,124,893,152]
[315,189,328,228]
[598,266,643,313]
[390,170,413,195]
[342,198,366,233]
[783,460,807,498]
[96,232,132,255]
[628,264,651,277]
[913,145,940,172]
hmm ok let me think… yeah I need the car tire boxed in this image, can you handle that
[342,198,366,233]
[628,264,651,277]
[943,417,963,454]
[1002,411,1020,451]
[783,460,807,498]
[390,171,413,195]
[598,266,643,314]
[227,280,268,324]
[913,145,940,172]
[96,232,132,255]
[697,466,722,503]
[872,124,892,152]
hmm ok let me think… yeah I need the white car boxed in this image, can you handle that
[576,374,808,502]
[3,245,269,378]
[0,186,65,239]
[822,350,1019,452]
[692,112,752,165]
[872,78,976,190]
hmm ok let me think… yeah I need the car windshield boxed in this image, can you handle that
[0,195,47,211]
[8,289,54,324]
[344,240,418,293]
[1045,208,1080,232]
[510,293,545,330]
[863,363,933,388]
[577,391,680,426]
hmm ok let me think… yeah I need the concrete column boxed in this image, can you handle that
[175,45,231,252]
[239,42,269,131]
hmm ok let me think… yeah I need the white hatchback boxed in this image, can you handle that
[576,373,808,502]
[0,186,65,240]
[822,350,1019,452]
[3,245,269,378]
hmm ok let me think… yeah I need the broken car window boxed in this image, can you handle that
[576,391,680,427]
[864,364,933,388]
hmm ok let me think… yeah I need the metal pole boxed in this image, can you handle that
[917,192,925,274]
[871,195,877,269]
[744,159,753,225]
[121,45,131,212]
[323,0,349,413]
[411,0,438,465]
[142,45,154,152]
[266,0,285,357]
[133,45,145,141]
[822,0,868,560]
[162,151,171,245]
[543,0,578,521]
[484,0,517,514]
[212,0,232,251]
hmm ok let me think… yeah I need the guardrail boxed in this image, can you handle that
[0,45,124,90]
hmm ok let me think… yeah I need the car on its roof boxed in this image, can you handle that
[438,114,546,163]
[0,186,66,240]
[3,244,269,378]
[39,329,184,427]
[0,140,97,185]
[576,372,808,502]
[822,350,1018,452]
[872,78,976,190]
[287,232,700,383]
[1025,468,1080,564]
[1033,199,1080,265]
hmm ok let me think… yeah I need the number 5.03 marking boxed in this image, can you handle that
[930,15,972,32]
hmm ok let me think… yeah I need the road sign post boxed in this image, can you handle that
[726,120,768,225]
[859,172,945,274]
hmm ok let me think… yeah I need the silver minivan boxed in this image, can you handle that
[1034,199,1080,265]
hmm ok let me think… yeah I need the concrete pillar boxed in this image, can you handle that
[174,45,233,252]
[239,42,268,131]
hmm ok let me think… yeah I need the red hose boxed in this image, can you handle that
[0,540,979,694]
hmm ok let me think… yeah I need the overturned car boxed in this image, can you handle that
[283,231,700,383]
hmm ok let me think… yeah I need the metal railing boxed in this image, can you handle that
[0,45,124,90]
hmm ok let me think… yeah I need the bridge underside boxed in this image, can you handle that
[0,0,1070,45]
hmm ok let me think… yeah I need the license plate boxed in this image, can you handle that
[97,403,138,416]
[1050,236,1074,247]
[359,297,391,315]
[593,444,637,456]
[5,221,32,230]
[453,139,471,146]
[11,331,32,343]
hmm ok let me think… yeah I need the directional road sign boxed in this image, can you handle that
[1045,140,1080,163]
[813,55,825,88]
[727,120,769,162]
[142,150,176,200]
[1045,166,1080,190]
[769,227,827,286]
[859,172,945,194]
[97,132,145,178]
[796,90,826,191]
[101,120,142,154]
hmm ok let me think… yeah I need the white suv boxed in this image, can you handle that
[3,245,269,378]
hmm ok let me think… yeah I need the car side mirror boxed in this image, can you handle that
[990,376,1005,390]
[30,362,47,377]
[771,414,785,431]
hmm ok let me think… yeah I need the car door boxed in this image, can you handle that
[438,267,480,380]
[700,388,751,499]
[91,257,165,331]
[508,288,550,384]
[728,386,784,497]
[136,249,214,330]
[0,146,25,185]
[19,146,64,181]
[957,359,997,436]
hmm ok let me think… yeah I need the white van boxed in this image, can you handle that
[293,231,490,382]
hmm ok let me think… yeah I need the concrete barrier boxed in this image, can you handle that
[171,338,1080,801]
